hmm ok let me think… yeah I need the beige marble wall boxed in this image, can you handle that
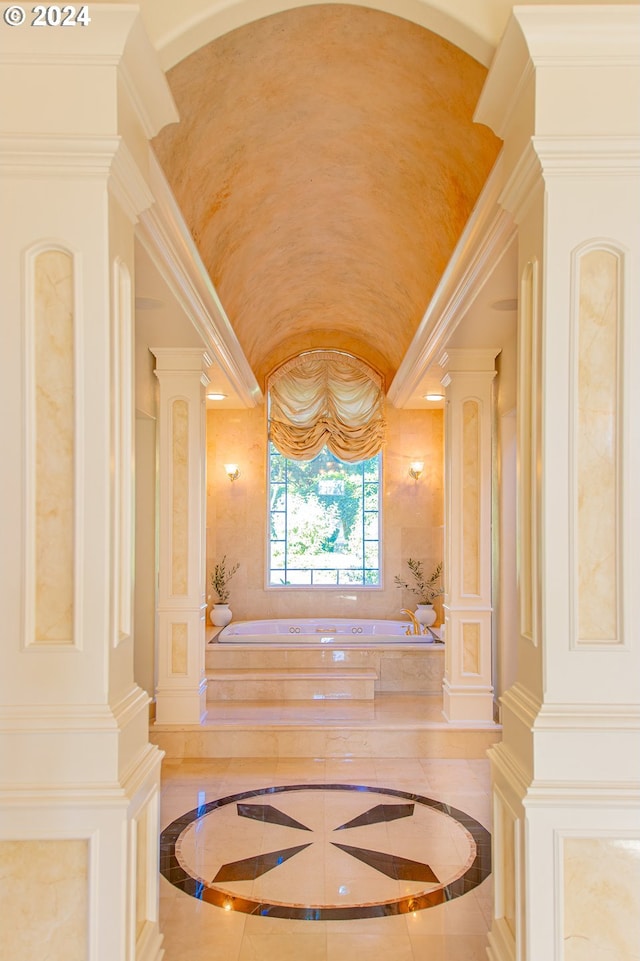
[462,399,480,595]
[135,805,149,939]
[34,250,75,643]
[206,405,443,620]
[518,259,536,642]
[171,398,189,595]
[171,622,188,674]
[564,838,640,961]
[0,839,88,960]
[576,249,619,643]
[463,622,480,674]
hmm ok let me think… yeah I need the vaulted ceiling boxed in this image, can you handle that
[153,4,501,390]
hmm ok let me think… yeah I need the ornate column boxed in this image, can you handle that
[152,349,210,725]
[440,349,498,723]
[475,8,640,961]
[0,10,177,960]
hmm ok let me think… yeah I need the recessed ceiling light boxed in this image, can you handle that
[424,392,444,402]
[207,392,227,401]
[490,298,518,312]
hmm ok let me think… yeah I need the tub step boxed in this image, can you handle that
[206,668,377,701]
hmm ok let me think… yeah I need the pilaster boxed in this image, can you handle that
[152,348,210,725]
[439,348,499,722]
[476,8,640,960]
[0,9,177,959]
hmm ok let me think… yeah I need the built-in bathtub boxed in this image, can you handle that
[211,618,444,695]
[217,618,442,645]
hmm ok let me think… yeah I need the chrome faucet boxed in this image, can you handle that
[401,609,421,635]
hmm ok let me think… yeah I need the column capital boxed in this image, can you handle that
[151,347,213,375]
[0,6,177,141]
[438,347,500,375]
[475,6,640,142]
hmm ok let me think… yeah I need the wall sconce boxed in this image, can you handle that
[224,463,240,482]
[408,461,424,481]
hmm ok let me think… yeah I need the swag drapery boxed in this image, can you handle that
[267,351,386,462]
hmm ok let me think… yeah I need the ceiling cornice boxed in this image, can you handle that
[387,155,516,409]
[137,151,263,408]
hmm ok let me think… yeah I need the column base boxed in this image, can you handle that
[155,676,207,725]
[0,742,164,961]
[486,919,516,961]
[442,679,495,722]
[136,922,165,961]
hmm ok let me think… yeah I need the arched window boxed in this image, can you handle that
[267,351,385,588]
[268,350,386,462]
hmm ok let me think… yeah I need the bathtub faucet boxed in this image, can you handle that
[401,609,421,635]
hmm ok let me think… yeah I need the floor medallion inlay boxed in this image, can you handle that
[160,783,491,920]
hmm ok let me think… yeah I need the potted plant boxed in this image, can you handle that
[210,555,240,627]
[394,558,443,627]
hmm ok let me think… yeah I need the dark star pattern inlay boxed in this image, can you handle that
[160,783,492,921]
[334,802,415,830]
[213,843,312,882]
[237,803,312,831]
[331,842,440,883]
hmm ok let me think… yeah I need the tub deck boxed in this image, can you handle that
[206,626,445,700]
[217,618,442,645]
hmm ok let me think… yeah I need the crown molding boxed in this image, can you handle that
[532,135,640,177]
[0,133,120,175]
[138,152,262,408]
[533,702,640,733]
[0,134,156,224]
[388,157,516,408]
[0,685,150,734]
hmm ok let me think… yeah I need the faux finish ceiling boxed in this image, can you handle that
[154,5,501,388]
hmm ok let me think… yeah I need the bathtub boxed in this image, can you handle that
[217,618,442,645]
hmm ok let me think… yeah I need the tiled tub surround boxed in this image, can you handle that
[207,633,445,696]
[159,756,493,961]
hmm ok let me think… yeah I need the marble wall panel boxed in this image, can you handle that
[518,260,537,642]
[462,623,481,675]
[576,249,620,643]
[171,622,188,675]
[497,799,516,938]
[564,837,640,961]
[34,250,75,643]
[135,805,149,938]
[0,839,87,960]
[113,259,133,644]
[171,399,189,595]
[462,400,480,596]
[378,650,444,692]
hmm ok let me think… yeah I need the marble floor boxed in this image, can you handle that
[159,751,493,960]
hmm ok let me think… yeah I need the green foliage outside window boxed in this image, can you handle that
[268,444,381,587]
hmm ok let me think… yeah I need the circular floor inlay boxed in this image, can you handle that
[160,783,491,920]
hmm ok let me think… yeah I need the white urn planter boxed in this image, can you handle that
[211,604,232,627]
[415,604,437,628]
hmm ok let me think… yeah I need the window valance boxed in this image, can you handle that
[268,351,386,462]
